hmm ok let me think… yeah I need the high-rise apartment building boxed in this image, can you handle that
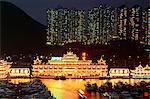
[141,8,149,46]
[46,6,149,46]
[148,8,150,47]
[47,8,86,45]
[129,6,144,42]
[87,5,116,44]
[117,5,129,40]
[117,5,149,45]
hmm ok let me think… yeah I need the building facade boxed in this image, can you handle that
[32,51,108,78]
[129,6,141,41]
[0,60,11,79]
[47,8,86,45]
[117,5,149,44]
[147,8,150,47]
[87,5,116,44]
[131,64,150,79]
[9,67,30,78]
[117,5,129,40]
[143,8,150,53]
[46,6,149,46]
[109,68,130,78]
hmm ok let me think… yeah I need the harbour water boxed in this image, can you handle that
[10,78,150,99]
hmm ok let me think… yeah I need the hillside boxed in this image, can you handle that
[1,1,47,54]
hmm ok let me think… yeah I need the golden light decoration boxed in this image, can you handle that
[82,52,86,57]
[82,52,86,61]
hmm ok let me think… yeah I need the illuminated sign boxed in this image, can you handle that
[51,57,62,60]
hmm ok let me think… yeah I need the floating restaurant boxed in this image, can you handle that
[9,66,30,78]
[32,51,108,78]
[109,68,130,78]
[131,64,150,79]
[0,52,150,79]
[0,60,11,79]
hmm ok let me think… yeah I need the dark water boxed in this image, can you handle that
[11,78,150,99]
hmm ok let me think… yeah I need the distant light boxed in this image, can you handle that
[40,56,43,59]
[82,52,86,57]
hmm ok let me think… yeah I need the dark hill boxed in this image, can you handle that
[1,1,47,55]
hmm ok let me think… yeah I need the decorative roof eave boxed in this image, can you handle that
[61,51,79,61]
[135,64,144,70]
[33,57,42,65]
[0,60,11,65]
[144,64,150,70]
[97,57,106,65]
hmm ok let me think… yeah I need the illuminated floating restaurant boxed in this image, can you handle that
[32,51,108,78]
[9,66,30,78]
[131,64,150,79]
[109,68,130,78]
[0,60,11,79]
[0,52,150,79]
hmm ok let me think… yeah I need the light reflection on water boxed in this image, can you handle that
[11,78,30,84]
[11,78,150,99]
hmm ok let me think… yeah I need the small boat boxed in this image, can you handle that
[78,89,90,99]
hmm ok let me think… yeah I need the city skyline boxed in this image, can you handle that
[0,1,150,99]
[47,5,150,46]
[47,8,86,45]
[1,1,149,66]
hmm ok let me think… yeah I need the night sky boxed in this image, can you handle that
[3,0,149,25]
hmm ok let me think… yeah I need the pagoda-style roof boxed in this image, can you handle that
[135,64,144,70]
[0,60,7,66]
[132,64,150,72]
[61,51,79,61]
[98,57,106,65]
[144,64,150,70]
[131,64,150,74]
[33,57,42,65]
[33,52,108,65]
